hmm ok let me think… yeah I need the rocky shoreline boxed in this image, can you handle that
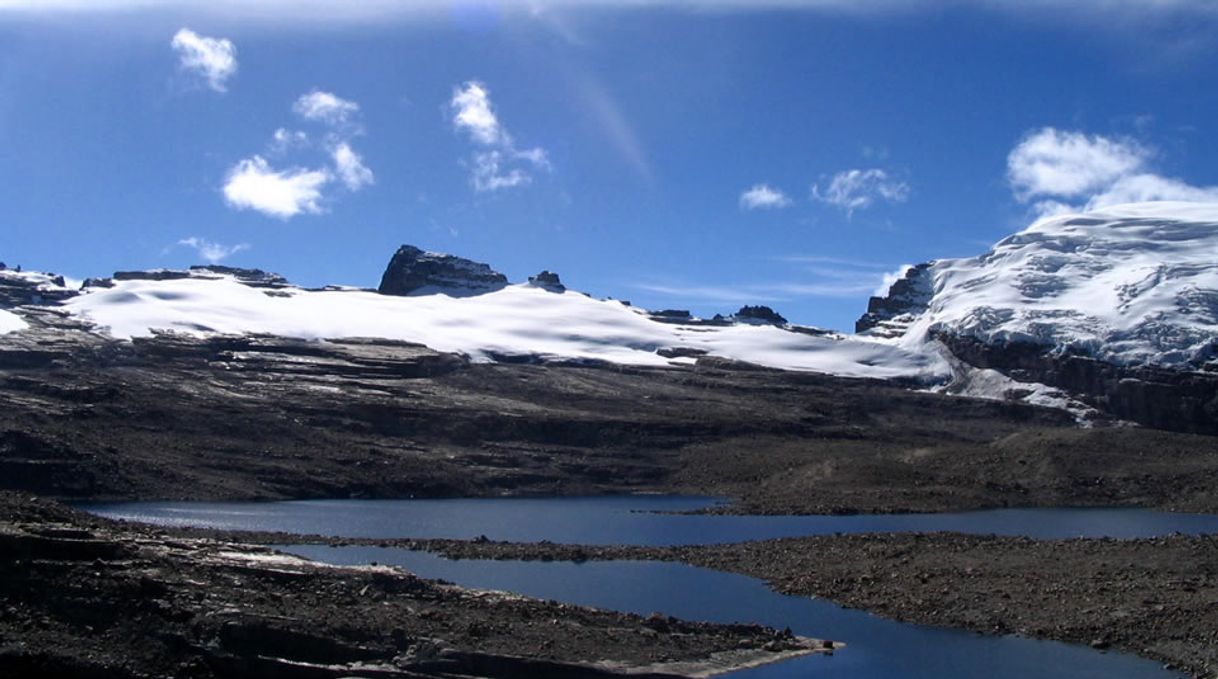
[175,529,1218,679]
[0,492,831,678]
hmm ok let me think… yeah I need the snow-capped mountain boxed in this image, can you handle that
[860,201,1218,432]
[3,200,1216,431]
[863,202,1218,370]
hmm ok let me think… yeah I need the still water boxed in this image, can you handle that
[83,494,1218,544]
[84,496,1211,678]
[282,545,1178,679]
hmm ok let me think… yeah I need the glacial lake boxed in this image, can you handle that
[82,494,1218,544]
[83,496,1216,678]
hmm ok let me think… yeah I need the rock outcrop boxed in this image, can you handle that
[855,263,933,336]
[378,245,507,297]
[0,270,76,307]
[734,305,788,326]
[527,270,565,292]
[188,265,290,288]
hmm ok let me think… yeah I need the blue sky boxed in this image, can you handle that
[2,1,1218,331]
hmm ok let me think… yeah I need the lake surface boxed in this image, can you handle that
[83,496,1211,678]
[281,545,1177,679]
[84,494,1218,544]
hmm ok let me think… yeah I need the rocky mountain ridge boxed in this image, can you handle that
[4,201,1218,432]
[859,202,1218,433]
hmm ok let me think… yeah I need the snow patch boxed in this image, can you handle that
[932,345,1102,424]
[62,276,948,381]
[0,309,27,334]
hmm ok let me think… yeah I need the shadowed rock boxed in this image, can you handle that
[527,270,565,292]
[379,245,508,297]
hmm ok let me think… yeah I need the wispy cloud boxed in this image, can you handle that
[176,237,249,264]
[270,128,309,152]
[293,90,360,127]
[811,168,909,216]
[1007,126,1218,216]
[221,91,373,219]
[636,279,879,304]
[222,156,330,219]
[635,283,783,304]
[739,184,792,210]
[773,255,891,269]
[450,81,550,192]
[572,76,652,183]
[170,28,236,92]
[636,254,892,306]
[332,142,375,190]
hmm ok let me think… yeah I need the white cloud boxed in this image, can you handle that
[293,90,360,126]
[472,152,530,191]
[1007,128,1148,201]
[451,82,506,146]
[271,128,309,151]
[514,146,551,169]
[1007,127,1218,215]
[740,184,792,210]
[470,149,550,192]
[221,93,373,219]
[449,80,550,192]
[332,142,375,190]
[177,237,249,264]
[222,155,331,219]
[1090,173,1218,207]
[170,28,236,92]
[811,168,910,216]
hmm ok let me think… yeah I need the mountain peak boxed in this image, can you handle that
[378,245,508,297]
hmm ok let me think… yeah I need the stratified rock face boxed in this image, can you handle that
[112,270,192,282]
[0,269,76,307]
[527,270,565,292]
[378,245,508,297]
[188,266,290,288]
[856,263,933,336]
[649,309,692,324]
[937,333,1218,434]
[734,305,788,326]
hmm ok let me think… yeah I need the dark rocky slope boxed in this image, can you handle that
[1,305,1217,513]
